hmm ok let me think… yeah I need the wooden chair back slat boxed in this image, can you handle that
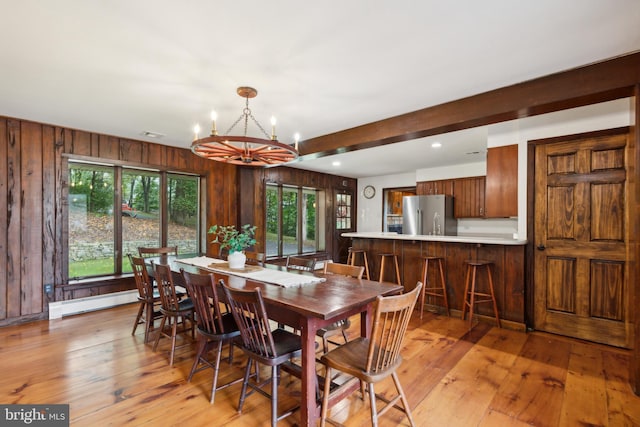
[286,256,316,272]
[138,246,178,258]
[181,270,225,335]
[323,261,364,279]
[245,251,266,266]
[366,282,422,374]
[153,262,182,312]
[129,254,154,300]
[222,283,278,358]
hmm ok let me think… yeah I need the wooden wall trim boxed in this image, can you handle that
[300,52,640,158]
[632,85,640,396]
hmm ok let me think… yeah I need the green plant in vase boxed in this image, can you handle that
[208,224,257,268]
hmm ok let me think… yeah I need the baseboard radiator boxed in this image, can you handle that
[49,290,138,320]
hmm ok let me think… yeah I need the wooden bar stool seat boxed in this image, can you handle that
[461,259,501,329]
[347,247,370,280]
[378,253,401,286]
[418,256,449,319]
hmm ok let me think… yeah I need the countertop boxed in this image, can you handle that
[341,231,527,246]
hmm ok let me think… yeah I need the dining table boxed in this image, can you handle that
[147,255,403,427]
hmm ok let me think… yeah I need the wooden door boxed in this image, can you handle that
[334,190,354,263]
[534,130,632,348]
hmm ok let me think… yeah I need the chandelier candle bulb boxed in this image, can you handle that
[294,133,300,151]
[270,116,277,140]
[193,123,200,141]
[210,111,217,135]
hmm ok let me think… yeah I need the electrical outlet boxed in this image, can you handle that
[44,283,53,294]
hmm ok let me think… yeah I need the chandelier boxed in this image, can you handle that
[190,86,299,166]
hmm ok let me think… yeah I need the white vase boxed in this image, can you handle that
[227,251,247,269]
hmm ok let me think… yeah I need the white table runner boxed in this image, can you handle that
[175,256,325,288]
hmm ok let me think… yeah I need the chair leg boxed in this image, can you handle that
[271,365,279,427]
[320,366,332,427]
[420,259,428,319]
[132,302,144,336]
[486,265,501,328]
[468,266,478,329]
[210,341,224,404]
[152,315,167,352]
[238,359,253,413]
[393,255,401,285]
[368,382,379,427]
[392,371,416,427]
[437,259,450,317]
[461,265,471,322]
[227,340,234,364]
[340,329,349,343]
[362,252,370,280]
[169,317,179,366]
[144,301,155,343]
[188,337,208,382]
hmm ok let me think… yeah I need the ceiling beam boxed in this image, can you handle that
[299,51,640,159]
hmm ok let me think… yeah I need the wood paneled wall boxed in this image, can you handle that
[0,118,229,323]
[0,116,355,326]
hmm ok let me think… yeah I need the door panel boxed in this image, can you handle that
[534,131,631,348]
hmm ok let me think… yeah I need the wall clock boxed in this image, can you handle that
[363,185,376,199]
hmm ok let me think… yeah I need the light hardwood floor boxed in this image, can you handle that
[2,303,639,426]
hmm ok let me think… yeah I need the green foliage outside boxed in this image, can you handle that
[265,185,316,240]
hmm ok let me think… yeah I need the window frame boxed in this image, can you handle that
[66,159,202,281]
[265,183,324,259]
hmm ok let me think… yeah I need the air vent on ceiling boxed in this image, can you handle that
[141,131,164,138]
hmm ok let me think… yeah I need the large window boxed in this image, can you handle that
[68,164,115,277]
[266,184,324,258]
[68,161,200,280]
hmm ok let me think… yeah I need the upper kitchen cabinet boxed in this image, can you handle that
[485,144,518,218]
[417,179,454,196]
[454,176,485,218]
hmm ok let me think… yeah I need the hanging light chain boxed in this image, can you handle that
[220,94,272,140]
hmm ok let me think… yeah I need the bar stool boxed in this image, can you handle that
[461,259,501,329]
[347,247,370,280]
[418,256,449,319]
[378,253,401,286]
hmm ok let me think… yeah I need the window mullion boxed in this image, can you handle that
[114,167,123,274]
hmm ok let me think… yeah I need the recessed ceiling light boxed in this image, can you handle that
[141,131,164,138]
[332,161,341,167]
[431,142,442,148]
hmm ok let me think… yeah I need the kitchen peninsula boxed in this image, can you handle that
[342,231,528,329]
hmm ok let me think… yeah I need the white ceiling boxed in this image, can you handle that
[1,1,639,178]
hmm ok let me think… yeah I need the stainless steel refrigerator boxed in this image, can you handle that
[402,195,457,235]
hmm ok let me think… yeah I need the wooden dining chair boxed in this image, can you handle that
[245,251,265,266]
[180,269,243,403]
[128,254,162,344]
[138,246,178,258]
[221,280,304,427]
[317,261,365,353]
[285,255,316,272]
[152,262,195,366]
[320,282,422,427]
